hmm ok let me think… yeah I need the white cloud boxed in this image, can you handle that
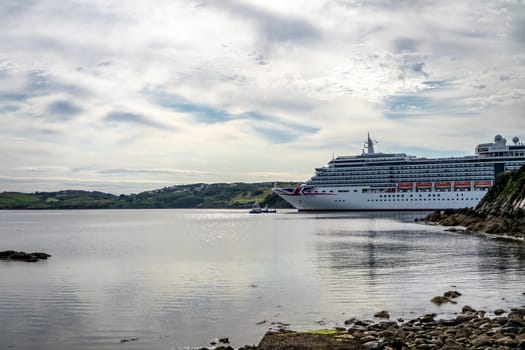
[0,0,524,193]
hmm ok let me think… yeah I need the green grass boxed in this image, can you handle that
[0,192,42,208]
[303,329,338,335]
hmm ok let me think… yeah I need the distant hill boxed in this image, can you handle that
[425,165,525,238]
[0,183,297,210]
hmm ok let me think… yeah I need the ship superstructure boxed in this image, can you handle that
[273,134,525,211]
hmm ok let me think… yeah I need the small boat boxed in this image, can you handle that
[454,181,471,188]
[249,202,261,214]
[474,180,492,188]
[260,204,276,213]
[249,202,276,214]
[435,181,451,188]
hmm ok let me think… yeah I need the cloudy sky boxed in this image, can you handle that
[1,0,525,193]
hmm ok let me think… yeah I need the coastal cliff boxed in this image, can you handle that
[426,165,525,238]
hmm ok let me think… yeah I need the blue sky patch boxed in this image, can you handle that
[105,112,166,129]
[0,105,20,113]
[47,101,83,120]
[243,111,319,134]
[145,90,231,123]
[254,126,297,144]
[146,91,320,137]
[384,95,437,119]
[0,93,29,101]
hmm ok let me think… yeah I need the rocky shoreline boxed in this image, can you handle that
[424,165,525,239]
[201,295,525,350]
[0,250,51,262]
[423,208,525,240]
[255,304,525,350]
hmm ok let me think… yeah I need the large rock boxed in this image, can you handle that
[0,250,51,262]
[461,305,476,313]
[431,296,456,305]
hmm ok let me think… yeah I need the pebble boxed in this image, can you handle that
[494,308,506,315]
[461,305,476,313]
[374,310,390,319]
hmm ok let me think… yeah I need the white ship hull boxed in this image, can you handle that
[273,186,487,211]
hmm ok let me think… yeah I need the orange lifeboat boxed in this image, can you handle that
[454,181,471,188]
[474,180,492,187]
[398,183,413,189]
[435,181,451,188]
[416,182,432,188]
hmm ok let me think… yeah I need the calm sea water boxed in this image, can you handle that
[1,209,524,349]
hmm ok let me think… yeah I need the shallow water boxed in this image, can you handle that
[0,209,524,349]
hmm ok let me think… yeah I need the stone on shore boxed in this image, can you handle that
[374,310,390,319]
[494,308,506,315]
[431,296,456,305]
[444,290,462,299]
[431,290,463,305]
[462,305,476,313]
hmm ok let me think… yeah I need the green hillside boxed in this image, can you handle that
[0,182,297,209]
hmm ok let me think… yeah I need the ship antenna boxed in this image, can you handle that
[366,132,375,154]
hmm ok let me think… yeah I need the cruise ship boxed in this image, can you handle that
[273,134,525,211]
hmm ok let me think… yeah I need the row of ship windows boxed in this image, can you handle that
[319,169,494,174]
[324,170,494,176]
[377,193,469,198]
[313,176,489,180]
[326,165,493,171]
[323,172,494,177]
[334,159,524,169]
[330,163,494,170]
[331,160,525,170]
[308,176,492,184]
[314,173,493,178]
[316,190,484,196]
[309,179,490,185]
[333,196,482,203]
[318,171,493,177]
[366,197,481,202]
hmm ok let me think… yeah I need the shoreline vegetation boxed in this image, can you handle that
[0,182,296,210]
[424,165,525,239]
[202,292,525,350]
